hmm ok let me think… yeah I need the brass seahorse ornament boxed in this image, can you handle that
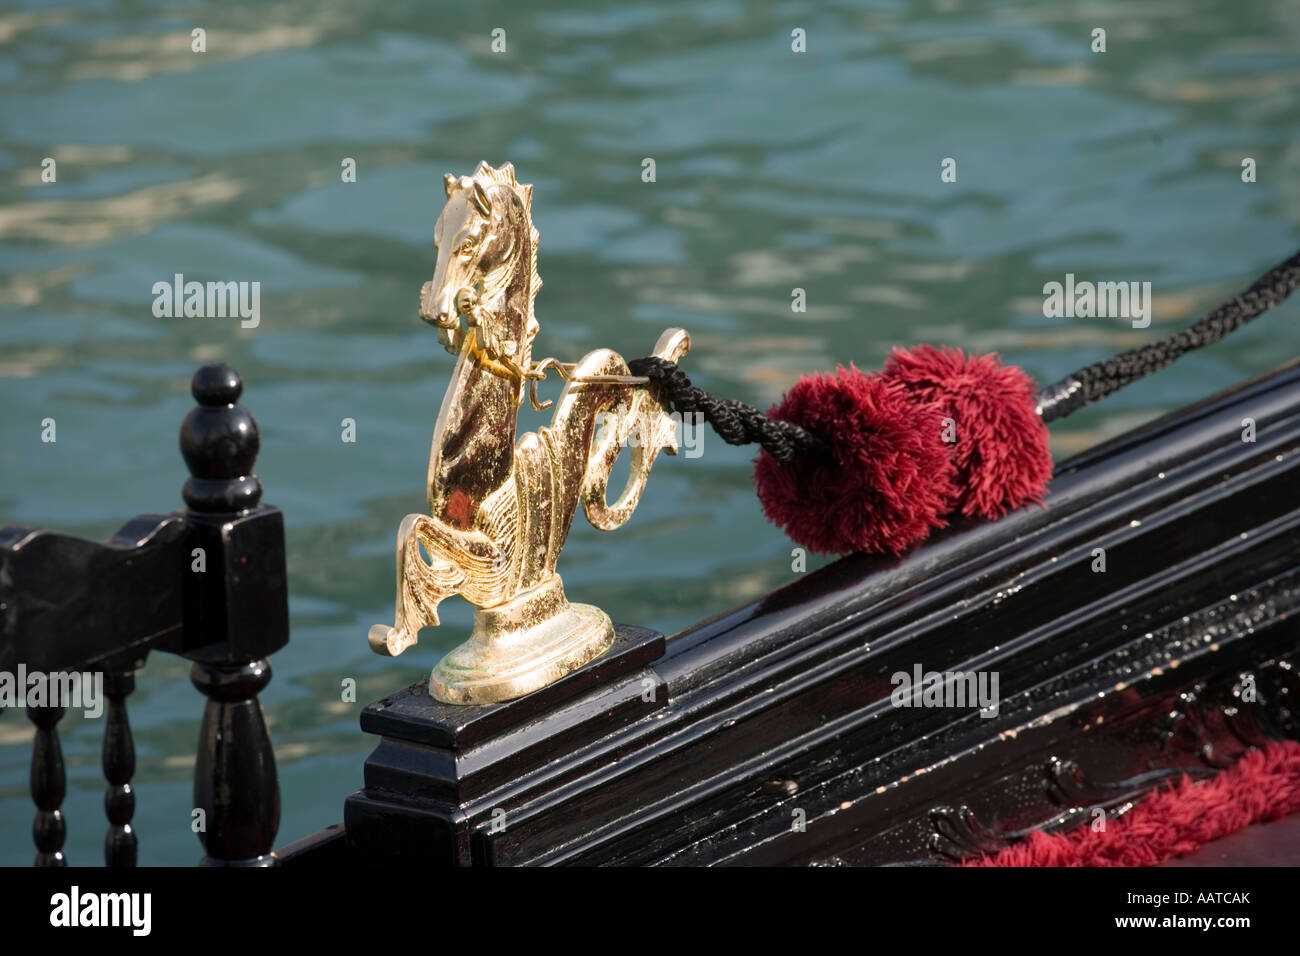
[368,161,689,705]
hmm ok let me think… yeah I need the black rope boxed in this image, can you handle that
[631,248,1300,452]
[627,356,831,463]
[1037,249,1300,422]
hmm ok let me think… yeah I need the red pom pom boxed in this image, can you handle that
[754,365,958,556]
[882,345,1052,520]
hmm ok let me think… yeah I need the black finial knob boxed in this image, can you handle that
[180,363,263,513]
[191,363,243,406]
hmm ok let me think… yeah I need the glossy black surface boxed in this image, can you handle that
[359,625,664,750]
[180,363,262,512]
[191,659,280,866]
[1,363,289,866]
[101,668,137,867]
[323,358,1300,866]
[9,357,1300,868]
[28,705,66,867]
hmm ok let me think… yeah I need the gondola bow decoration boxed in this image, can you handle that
[373,160,1300,706]
[369,161,689,704]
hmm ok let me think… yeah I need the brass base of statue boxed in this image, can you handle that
[428,573,615,705]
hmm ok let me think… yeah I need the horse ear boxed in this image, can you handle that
[443,173,458,198]
[470,180,492,217]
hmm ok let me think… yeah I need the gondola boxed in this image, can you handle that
[4,164,1300,869]
[311,355,1300,866]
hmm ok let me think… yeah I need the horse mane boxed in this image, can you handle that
[469,161,540,335]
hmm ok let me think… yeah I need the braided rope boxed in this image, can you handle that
[1038,249,1300,421]
[631,248,1300,449]
[627,356,830,462]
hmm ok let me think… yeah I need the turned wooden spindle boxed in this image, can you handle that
[180,364,282,866]
[29,704,67,866]
[101,668,138,867]
[190,659,280,864]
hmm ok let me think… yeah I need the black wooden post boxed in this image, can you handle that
[3,362,289,868]
[178,364,288,866]
[101,665,138,867]
[29,704,67,866]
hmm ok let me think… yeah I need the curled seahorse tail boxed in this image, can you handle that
[549,329,692,534]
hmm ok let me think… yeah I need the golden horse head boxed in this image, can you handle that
[419,162,541,402]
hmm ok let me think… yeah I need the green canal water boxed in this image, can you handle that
[2,0,1299,864]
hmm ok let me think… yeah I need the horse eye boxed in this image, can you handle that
[458,238,476,256]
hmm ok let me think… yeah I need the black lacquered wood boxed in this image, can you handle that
[0,517,186,676]
[180,363,262,513]
[335,357,1300,867]
[1,361,289,868]
[191,659,280,866]
[178,365,284,866]
[29,705,67,867]
[101,668,137,867]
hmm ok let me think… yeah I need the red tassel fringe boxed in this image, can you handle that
[754,346,1052,555]
[962,740,1300,867]
[754,365,957,556]
[882,345,1053,520]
